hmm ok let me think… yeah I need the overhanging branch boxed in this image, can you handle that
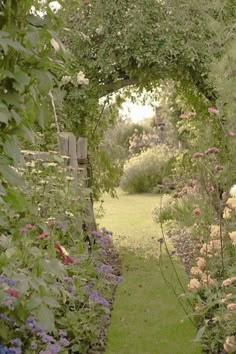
[99,77,137,97]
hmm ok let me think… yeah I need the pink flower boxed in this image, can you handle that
[179,112,196,119]
[205,147,220,155]
[5,288,19,298]
[36,232,49,239]
[47,219,56,227]
[193,152,204,158]
[228,131,236,137]
[61,255,74,265]
[208,107,219,114]
[192,208,201,217]
[19,224,35,234]
[215,165,223,172]
[180,113,189,119]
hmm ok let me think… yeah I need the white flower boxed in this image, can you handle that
[230,184,236,198]
[61,76,71,85]
[25,161,36,167]
[77,71,89,86]
[66,176,74,181]
[95,25,103,35]
[65,211,74,217]
[43,162,58,167]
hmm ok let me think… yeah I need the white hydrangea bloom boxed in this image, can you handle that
[230,184,236,198]
[77,71,89,86]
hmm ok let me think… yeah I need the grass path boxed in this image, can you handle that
[96,190,201,354]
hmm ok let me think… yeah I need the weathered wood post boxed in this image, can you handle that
[77,137,96,233]
[58,132,78,186]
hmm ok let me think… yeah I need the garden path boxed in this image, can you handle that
[97,190,201,354]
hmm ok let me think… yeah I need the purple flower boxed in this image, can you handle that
[59,330,67,338]
[56,222,67,231]
[98,264,113,274]
[64,276,72,283]
[10,339,22,348]
[0,313,11,323]
[26,317,44,333]
[0,276,17,287]
[83,283,93,294]
[39,333,54,344]
[9,348,22,354]
[59,337,69,347]
[89,291,110,308]
[92,231,103,238]
[116,276,124,283]
[4,298,14,310]
[43,344,61,354]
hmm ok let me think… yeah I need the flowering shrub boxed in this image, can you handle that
[0,160,120,353]
[128,128,160,156]
[120,145,175,194]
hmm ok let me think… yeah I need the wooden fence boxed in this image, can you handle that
[22,132,96,234]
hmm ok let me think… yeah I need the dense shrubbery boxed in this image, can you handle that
[0,161,120,353]
[120,145,175,194]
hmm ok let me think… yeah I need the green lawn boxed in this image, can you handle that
[96,190,201,354]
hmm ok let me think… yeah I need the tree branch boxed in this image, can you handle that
[99,77,137,97]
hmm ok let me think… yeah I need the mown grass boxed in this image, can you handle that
[96,190,201,354]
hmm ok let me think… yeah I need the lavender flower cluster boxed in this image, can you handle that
[0,276,17,287]
[0,338,22,354]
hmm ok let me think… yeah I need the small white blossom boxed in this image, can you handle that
[66,176,74,181]
[25,161,36,167]
[65,211,74,217]
[61,76,72,85]
[95,25,103,35]
[77,71,89,86]
[230,184,236,198]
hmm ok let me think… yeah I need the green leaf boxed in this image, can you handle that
[0,38,32,55]
[13,71,30,93]
[0,162,24,186]
[194,326,206,342]
[0,182,6,196]
[0,103,11,123]
[19,125,36,144]
[43,296,60,308]
[3,136,23,164]
[4,188,26,210]
[27,297,42,311]
[38,304,55,332]
[27,14,48,27]
[5,247,17,258]
[34,70,53,95]
[11,110,22,124]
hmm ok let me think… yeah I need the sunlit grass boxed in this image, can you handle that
[96,190,201,354]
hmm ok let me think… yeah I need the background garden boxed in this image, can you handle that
[0,0,236,353]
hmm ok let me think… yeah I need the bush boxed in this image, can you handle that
[120,145,175,194]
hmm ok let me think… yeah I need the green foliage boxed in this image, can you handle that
[0,0,63,207]
[120,145,175,194]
